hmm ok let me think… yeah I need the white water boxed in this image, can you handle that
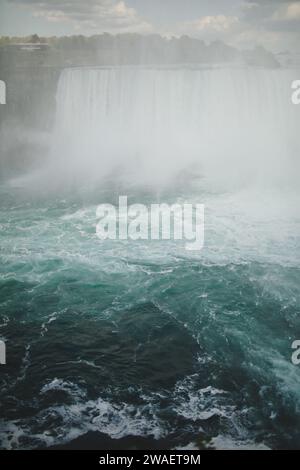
[51,66,299,190]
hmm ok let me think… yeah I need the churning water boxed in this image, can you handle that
[0,66,300,449]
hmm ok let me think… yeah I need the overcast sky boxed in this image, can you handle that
[0,0,300,52]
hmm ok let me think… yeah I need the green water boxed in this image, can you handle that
[0,182,300,450]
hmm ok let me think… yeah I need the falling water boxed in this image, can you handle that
[52,66,299,190]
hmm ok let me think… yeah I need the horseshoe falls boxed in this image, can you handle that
[0,66,300,450]
[43,67,299,192]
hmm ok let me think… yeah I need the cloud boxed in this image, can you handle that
[8,0,153,33]
[243,0,300,24]
[172,14,242,45]
[244,0,300,40]
[186,1,299,52]
[179,15,240,35]
[170,1,300,53]
[272,1,300,20]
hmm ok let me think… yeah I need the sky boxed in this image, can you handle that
[0,0,300,53]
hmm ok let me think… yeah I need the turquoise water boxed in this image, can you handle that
[0,181,300,449]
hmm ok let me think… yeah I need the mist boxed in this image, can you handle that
[48,66,299,192]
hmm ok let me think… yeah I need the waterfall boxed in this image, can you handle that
[53,66,299,189]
